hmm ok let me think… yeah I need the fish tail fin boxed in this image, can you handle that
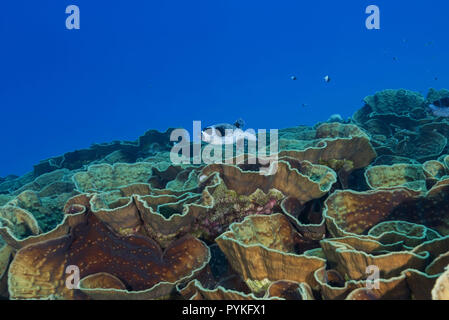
[234,118,245,129]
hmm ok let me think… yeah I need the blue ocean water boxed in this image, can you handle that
[1,0,448,176]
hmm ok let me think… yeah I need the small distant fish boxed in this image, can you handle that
[429,104,449,117]
[324,75,330,83]
[291,75,297,81]
[393,57,398,61]
[425,41,433,46]
[301,103,308,108]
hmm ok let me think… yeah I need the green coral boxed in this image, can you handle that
[363,89,427,115]
[318,159,354,172]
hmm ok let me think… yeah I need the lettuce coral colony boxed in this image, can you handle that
[2,88,449,300]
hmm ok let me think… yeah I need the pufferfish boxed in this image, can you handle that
[201,119,257,145]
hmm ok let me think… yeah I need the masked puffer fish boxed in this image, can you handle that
[201,119,257,145]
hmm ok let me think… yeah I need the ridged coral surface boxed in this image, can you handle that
[2,88,449,300]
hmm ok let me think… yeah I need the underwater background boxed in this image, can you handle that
[1,0,449,176]
[2,1,449,301]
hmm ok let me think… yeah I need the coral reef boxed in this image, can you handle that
[8,208,210,299]
[2,88,449,300]
[353,88,449,161]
